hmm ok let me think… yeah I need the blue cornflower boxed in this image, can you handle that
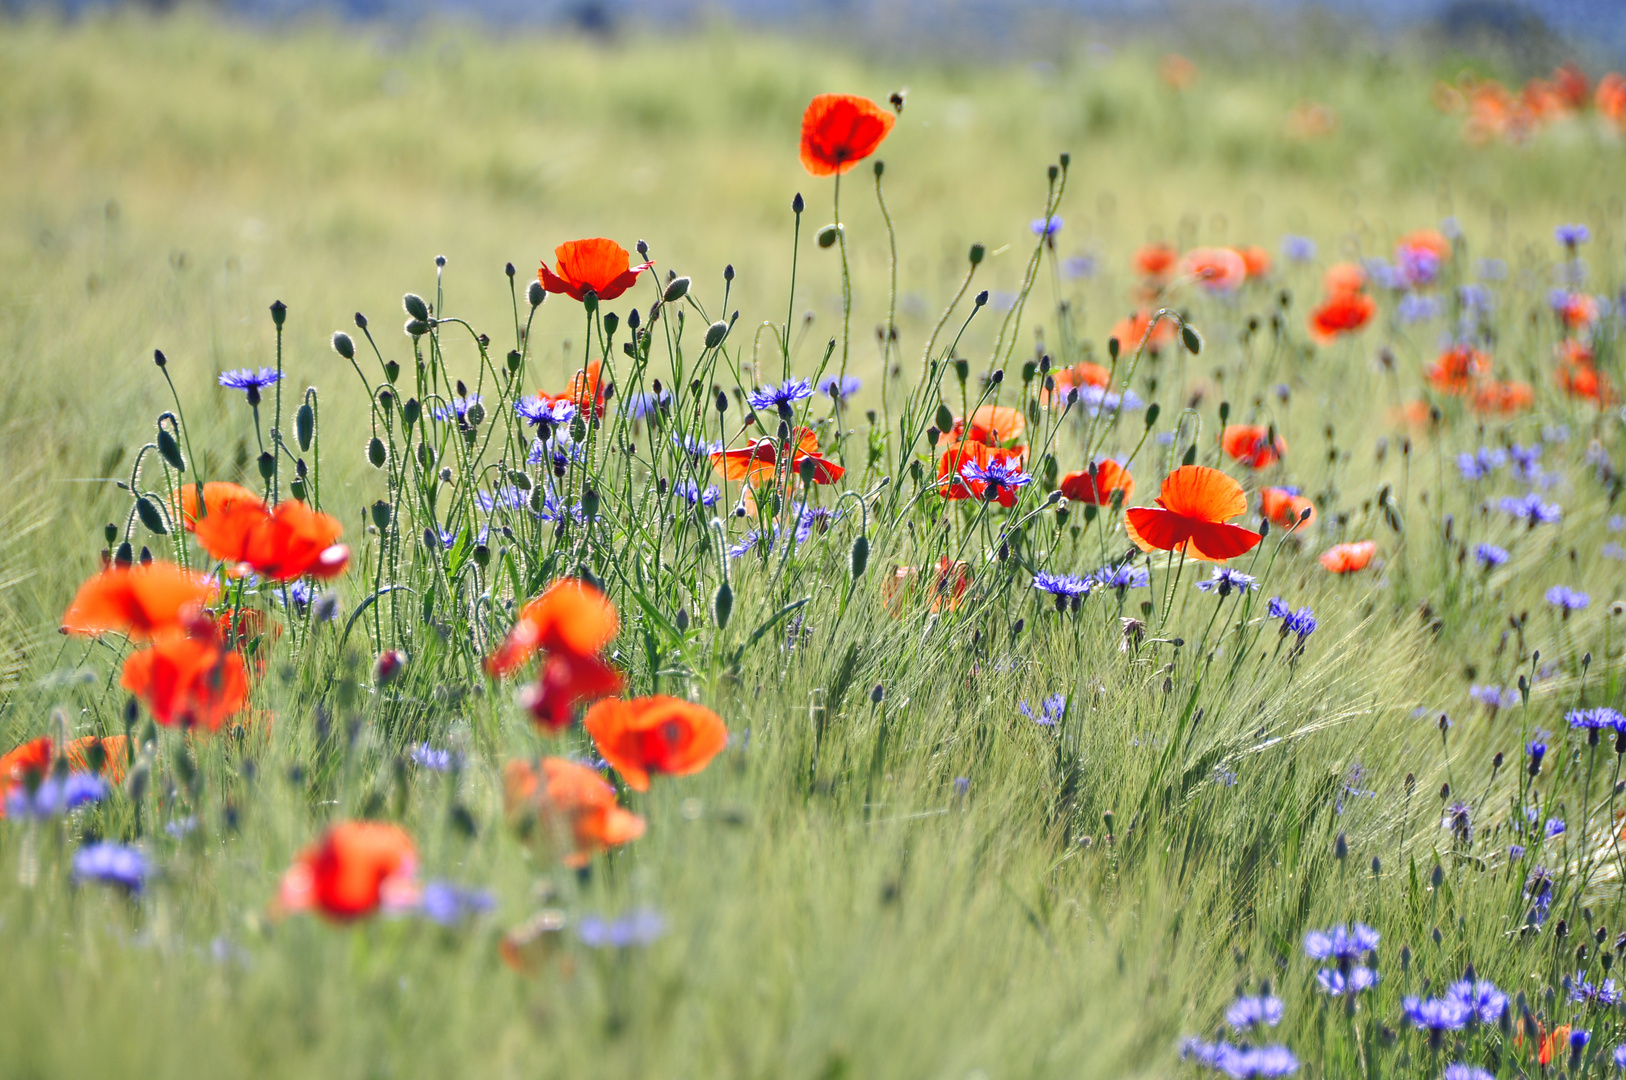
[1547,586,1590,612]
[1398,294,1442,324]
[1196,567,1257,596]
[1397,247,1441,289]
[432,394,481,423]
[514,395,577,428]
[675,479,721,508]
[621,389,670,420]
[1556,224,1591,247]
[1569,707,1625,731]
[1093,564,1150,593]
[1073,384,1143,416]
[1315,967,1378,995]
[529,433,584,470]
[726,530,766,560]
[1457,284,1493,312]
[1225,995,1284,1031]
[960,457,1033,500]
[1304,924,1379,962]
[1568,971,1622,1006]
[1572,1031,1592,1055]
[1509,844,1526,858]
[218,367,283,395]
[1455,447,1506,481]
[673,433,723,460]
[1061,254,1097,279]
[747,379,813,416]
[578,908,665,948]
[1282,607,1318,640]
[1445,979,1507,1023]
[1547,818,1567,838]
[165,817,198,838]
[1443,1066,1493,1080]
[410,743,456,771]
[1469,684,1519,710]
[1509,442,1542,471]
[1442,801,1472,844]
[419,881,495,926]
[5,773,106,818]
[818,374,862,401]
[1225,1046,1300,1078]
[1181,1039,1234,1070]
[1018,693,1067,728]
[1613,1044,1626,1068]
[1030,216,1063,237]
[1402,996,1472,1033]
[1528,740,1547,771]
[477,486,530,514]
[1498,493,1561,526]
[1610,516,1626,533]
[1280,235,1317,262]
[1032,572,1092,609]
[1266,596,1291,620]
[1472,544,1508,569]
[72,842,147,893]
[1606,543,1626,561]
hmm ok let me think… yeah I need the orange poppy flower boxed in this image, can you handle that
[521,650,625,733]
[1158,54,1197,90]
[175,481,266,536]
[538,238,652,304]
[1555,292,1600,333]
[799,93,895,177]
[1222,424,1287,469]
[1598,73,1626,127]
[1398,228,1451,263]
[567,359,608,419]
[1319,540,1376,573]
[1235,246,1272,279]
[62,562,217,641]
[1322,263,1367,296]
[1124,465,1263,563]
[503,757,645,868]
[1134,243,1179,279]
[1110,310,1177,353]
[120,629,250,732]
[65,735,130,784]
[487,578,619,678]
[1471,380,1534,415]
[1553,63,1588,109]
[1059,459,1134,506]
[1517,1023,1571,1067]
[1178,247,1247,292]
[583,695,729,792]
[1258,487,1316,529]
[1558,358,1613,405]
[242,500,349,582]
[710,427,843,486]
[277,821,419,922]
[1308,292,1376,344]
[0,736,55,817]
[1424,344,1490,394]
[951,404,1026,446]
[881,558,971,616]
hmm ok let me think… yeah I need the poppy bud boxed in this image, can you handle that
[1334,832,1347,860]
[602,312,619,339]
[401,398,420,427]
[331,331,355,360]
[256,451,275,480]
[816,225,841,249]
[405,318,430,337]
[157,429,185,472]
[974,290,989,307]
[798,458,815,485]
[582,487,600,520]
[792,192,804,214]
[935,403,954,432]
[713,580,733,629]
[104,522,118,545]
[270,300,287,327]
[423,527,438,551]
[715,389,729,414]
[472,543,490,567]
[1181,324,1202,354]
[113,541,133,567]
[384,360,400,382]
[663,276,691,303]
[292,404,314,453]
[991,368,1004,384]
[676,607,690,632]
[368,437,387,468]
[636,239,649,259]
[403,293,429,321]
[527,281,545,308]
[953,358,969,386]
[926,426,940,447]
[705,321,729,349]
[871,683,884,704]
[135,496,167,535]
[289,478,307,502]
[504,261,515,279]
[850,534,869,580]
[1371,856,1381,876]
[371,500,392,530]
[374,649,408,685]
[465,401,486,428]
[969,243,985,266]
[724,265,734,282]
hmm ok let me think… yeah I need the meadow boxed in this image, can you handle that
[1,12,1625,1078]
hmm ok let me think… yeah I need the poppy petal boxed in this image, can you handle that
[1185,521,1264,563]
[1155,465,1248,522]
[1124,507,1195,553]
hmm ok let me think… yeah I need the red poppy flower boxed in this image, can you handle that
[277,821,419,922]
[1558,356,1614,405]
[1308,292,1376,344]
[0,737,54,818]
[1134,243,1179,279]
[1059,459,1134,506]
[521,651,625,734]
[1259,487,1316,529]
[1040,362,1113,407]
[1398,228,1451,263]
[1322,262,1367,296]
[65,735,129,783]
[1319,540,1376,573]
[566,359,609,419]
[176,481,265,536]
[62,562,217,641]
[1555,292,1600,333]
[1124,465,1262,563]
[1598,74,1626,127]
[1235,246,1272,279]
[950,404,1026,446]
[487,578,619,678]
[1179,247,1248,292]
[1222,424,1287,469]
[503,757,645,868]
[1424,344,1490,394]
[538,238,653,303]
[710,427,843,486]
[185,489,347,582]
[583,695,729,792]
[120,628,250,732]
[1471,380,1534,415]
[799,93,895,177]
[1111,311,1177,353]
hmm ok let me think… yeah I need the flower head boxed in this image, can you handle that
[1402,995,1472,1032]
[1196,567,1258,596]
[1225,995,1285,1031]
[1031,216,1063,237]
[515,395,578,428]
[1499,493,1561,526]
[578,908,666,948]
[1092,563,1150,593]
[276,821,420,922]
[218,368,283,396]
[1018,694,1067,728]
[1547,585,1590,612]
[583,695,728,792]
[72,842,147,894]
[1473,544,1508,569]
[1125,466,1262,563]
[1316,966,1378,995]
[800,93,895,176]
[4,773,106,819]
[1445,978,1507,1023]
[1281,235,1317,262]
[959,456,1033,502]
[747,378,815,416]
[1556,224,1591,247]
[818,374,863,401]
[1032,572,1092,604]
[410,743,456,772]
[538,238,652,303]
[1303,923,1379,961]
[419,881,496,926]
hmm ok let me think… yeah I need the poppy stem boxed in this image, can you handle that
[832,172,853,392]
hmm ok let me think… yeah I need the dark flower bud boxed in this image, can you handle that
[637,239,649,259]
[527,281,545,308]
[871,683,885,704]
[255,451,274,480]
[602,312,619,338]
[104,523,118,545]
[434,255,446,268]
[974,290,989,307]
[969,243,985,265]
[1371,856,1381,875]
[705,321,729,349]
[114,541,133,567]
[991,368,1004,384]
[270,300,287,327]
[371,500,392,530]
[724,265,734,282]
[873,159,884,177]
[792,193,805,214]
[403,293,429,321]
[715,389,729,414]
[405,318,430,338]
[817,224,841,248]
[926,425,940,447]
[713,580,733,628]
[153,349,167,368]
[368,437,387,468]
[354,312,368,329]
[664,276,691,302]
[157,429,185,472]
[1431,864,1444,889]
[1334,833,1347,860]
[135,496,167,535]
[374,649,408,685]
[505,262,515,278]
[1181,324,1202,354]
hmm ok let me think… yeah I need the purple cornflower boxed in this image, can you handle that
[726,530,766,560]
[1546,586,1589,612]
[577,908,665,948]
[1092,564,1150,593]
[1281,235,1317,262]
[72,842,147,893]
[1402,996,1472,1033]
[1499,493,1561,526]
[1556,224,1591,248]
[1456,447,1506,481]
[1469,684,1519,710]
[1568,971,1622,1006]
[1073,384,1143,416]
[1032,572,1091,610]
[1182,1040,1233,1069]
[1443,1066,1493,1080]
[419,881,495,926]
[1472,544,1508,569]
[1569,707,1624,731]
[1610,515,1626,533]
[1316,966,1379,995]
[1196,567,1258,596]
[1509,844,1525,858]
[4,773,106,818]
[1018,694,1067,728]
[476,486,530,514]
[1181,1042,1299,1077]
[675,479,721,508]
[1267,597,1291,619]
[1304,924,1379,963]
[673,433,723,460]
[515,395,577,427]
[1442,801,1472,844]
[621,389,670,420]
[1445,979,1507,1023]
[409,743,455,772]
[1605,543,1626,561]
[1457,283,1493,312]
[1282,607,1318,641]
[747,378,813,417]
[1546,818,1567,838]
[1030,216,1063,237]
[1398,246,1441,288]
[1528,741,1546,773]
[1613,1044,1626,1068]
[960,456,1033,500]
[1225,995,1285,1030]
[431,394,481,423]
[218,367,283,396]
[1476,258,1507,280]
[818,374,862,401]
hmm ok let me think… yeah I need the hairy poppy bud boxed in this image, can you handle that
[527,280,545,308]
[817,224,841,249]
[153,349,167,368]
[270,300,287,327]
[401,398,419,427]
[256,451,275,480]
[104,522,118,546]
[935,403,954,432]
[705,321,729,349]
[792,192,804,214]
[664,276,691,303]
[296,402,315,451]
[465,401,486,428]
[713,580,733,629]
[135,496,167,535]
[952,358,969,385]
[384,360,400,382]
[1182,324,1202,354]
[850,534,869,580]
[331,331,355,360]
[403,293,429,321]
[405,318,430,338]
[371,500,392,530]
[969,243,985,266]
[157,429,185,472]
[504,261,515,279]
[926,425,940,447]
[368,437,387,468]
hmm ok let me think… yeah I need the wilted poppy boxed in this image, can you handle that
[503,757,645,868]
[1178,247,1247,292]
[1111,310,1177,353]
[1235,246,1272,279]
[1319,540,1376,574]
[1308,292,1376,344]
[538,238,653,303]
[1222,424,1287,469]
[62,562,216,641]
[277,821,419,922]
[1322,263,1367,296]
[1471,380,1534,415]
[1134,243,1179,279]
[1059,459,1134,506]
[1124,465,1263,563]
[799,93,895,177]
[1424,344,1490,394]
[583,695,729,792]
[1259,486,1316,529]
[120,628,250,732]
[951,404,1026,446]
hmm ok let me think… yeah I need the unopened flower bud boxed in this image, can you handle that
[374,649,408,685]
[527,280,545,307]
[331,331,355,359]
[403,293,429,321]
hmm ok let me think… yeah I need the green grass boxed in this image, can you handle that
[0,12,1625,1079]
